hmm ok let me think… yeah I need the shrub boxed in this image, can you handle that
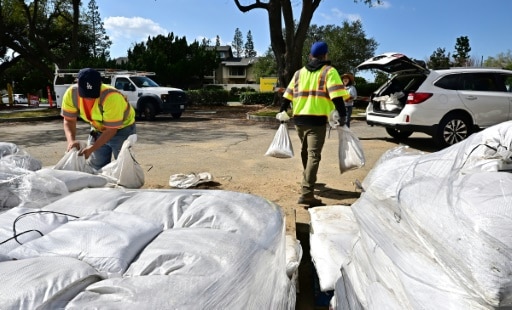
[186,89,229,106]
[239,92,274,105]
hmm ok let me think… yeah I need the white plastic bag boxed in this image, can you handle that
[53,142,96,174]
[338,125,365,173]
[275,111,290,122]
[265,123,294,159]
[101,134,144,188]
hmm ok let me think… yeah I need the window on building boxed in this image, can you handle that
[229,67,245,77]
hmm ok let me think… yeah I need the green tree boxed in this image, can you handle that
[83,0,112,59]
[67,0,115,69]
[127,33,218,89]
[453,36,471,67]
[484,50,512,70]
[303,20,378,75]
[244,30,257,57]
[252,47,277,80]
[0,0,82,81]
[428,47,451,69]
[233,0,379,88]
[374,70,389,85]
[232,28,244,57]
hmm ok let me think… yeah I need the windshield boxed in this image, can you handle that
[130,76,160,88]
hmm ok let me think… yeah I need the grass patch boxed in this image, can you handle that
[0,107,61,119]
[251,107,365,117]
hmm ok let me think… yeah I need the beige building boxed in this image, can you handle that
[204,46,258,85]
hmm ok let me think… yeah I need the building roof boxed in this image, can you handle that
[222,57,259,67]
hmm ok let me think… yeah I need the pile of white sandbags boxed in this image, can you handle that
[0,141,300,309]
[312,121,512,309]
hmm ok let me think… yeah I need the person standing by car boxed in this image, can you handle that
[61,68,136,170]
[280,41,349,207]
[341,73,357,128]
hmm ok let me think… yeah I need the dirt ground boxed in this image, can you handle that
[1,104,435,309]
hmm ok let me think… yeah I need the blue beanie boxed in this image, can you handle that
[310,41,328,57]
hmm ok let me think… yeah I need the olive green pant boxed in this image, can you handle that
[295,124,327,197]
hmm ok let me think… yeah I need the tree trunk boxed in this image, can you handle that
[234,0,320,89]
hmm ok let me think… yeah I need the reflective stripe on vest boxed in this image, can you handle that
[290,65,336,116]
[71,86,131,129]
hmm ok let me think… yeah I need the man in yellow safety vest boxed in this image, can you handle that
[280,41,349,207]
[61,68,136,170]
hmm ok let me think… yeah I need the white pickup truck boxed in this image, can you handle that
[54,68,187,120]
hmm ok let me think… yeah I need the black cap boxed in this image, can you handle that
[77,68,101,98]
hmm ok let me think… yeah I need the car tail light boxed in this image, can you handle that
[406,92,433,104]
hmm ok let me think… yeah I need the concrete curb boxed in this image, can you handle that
[246,113,366,123]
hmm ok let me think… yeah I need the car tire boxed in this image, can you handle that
[435,114,472,148]
[138,104,156,121]
[171,112,182,119]
[385,127,413,140]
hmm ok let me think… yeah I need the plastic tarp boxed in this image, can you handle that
[315,121,512,309]
[0,188,297,309]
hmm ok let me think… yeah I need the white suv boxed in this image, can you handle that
[358,52,512,147]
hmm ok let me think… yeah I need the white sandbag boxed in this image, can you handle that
[70,227,292,309]
[174,190,284,247]
[285,234,302,280]
[0,142,19,158]
[265,123,294,158]
[8,211,163,277]
[42,188,133,217]
[308,206,359,291]
[68,272,292,310]
[0,166,69,210]
[125,228,256,277]
[0,207,70,255]
[0,256,101,310]
[337,125,365,173]
[36,168,108,192]
[53,143,96,174]
[115,190,200,229]
[1,154,42,171]
[101,134,144,189]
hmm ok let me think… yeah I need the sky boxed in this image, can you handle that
[96,0,511,77]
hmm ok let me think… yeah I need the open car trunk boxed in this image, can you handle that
[369,73,427,115]
[357,52,429,116]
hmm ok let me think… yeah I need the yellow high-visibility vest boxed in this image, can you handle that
[61,84,135,131]
[283,65,349,116]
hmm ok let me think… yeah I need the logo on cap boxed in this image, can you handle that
[87,82,93,90]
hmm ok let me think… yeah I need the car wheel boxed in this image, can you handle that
[171,112,182,119]
[385,127,413,139]
[435,114,472,147]
[138,104,156,121]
